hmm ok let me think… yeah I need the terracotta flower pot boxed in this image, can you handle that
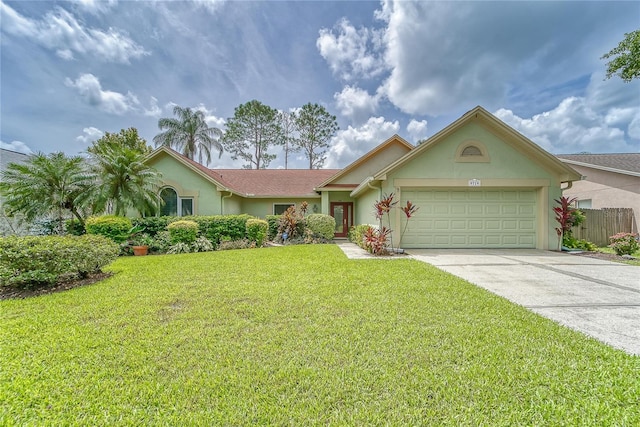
[132,245,149,256]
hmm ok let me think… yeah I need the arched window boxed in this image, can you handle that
[160,187,178,216]
[455,140,490,162]
[461,145,483,156]
[159,187,193,216]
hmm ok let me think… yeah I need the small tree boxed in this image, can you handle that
[223,100,282,169]
[398,200,419,250]
[293,103,339,169]
[278,110,300,169]
[553,196,578,251]
[602,29,640,82]
[88,127,151,156]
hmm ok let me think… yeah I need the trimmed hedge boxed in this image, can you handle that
[246,219,268,247]
[86,215,132,243]
[132,215,253,244]
[0,235,119,289]
[349,224,372,250]
[305,214,336,240]
[265,215,280,241]
[167,220,199,244]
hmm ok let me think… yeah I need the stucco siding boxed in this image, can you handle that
[562,164,640,230]
[148,152,222,215]
[332,144,411,185]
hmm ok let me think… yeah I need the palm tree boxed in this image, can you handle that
[85,145,162,217]
[153,105,223,165]
[0,152,91,234]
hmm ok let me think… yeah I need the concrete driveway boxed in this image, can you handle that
[407,249,640,355]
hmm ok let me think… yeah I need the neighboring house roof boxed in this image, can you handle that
[146,146,338,198]
[1,148,30,172]
[556,153,640,177]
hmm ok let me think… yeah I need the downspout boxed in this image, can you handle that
[560,181,573,190]
[221,190,233,215]
[367,178,382,199]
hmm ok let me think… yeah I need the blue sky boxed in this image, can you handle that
[1,0,639,169]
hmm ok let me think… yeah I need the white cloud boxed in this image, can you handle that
[334,86,380,125]
[0,3,148,63]
[191,0,226,14]
[75,0,118,15]
[75,127,104,144]
[1,140,33,154]
[406,119,428,142]
[326,116,399,168]
[65,73,140,114]
[317,18,386,81]
[194,104,226,128]
[144,96,163,118]
[495,97,633,154]
[627,114,640,140]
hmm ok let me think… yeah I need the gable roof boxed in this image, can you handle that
[367,105,581,185]
[146,146,337,198]
[556,153,640,177]
[316,134,414,189]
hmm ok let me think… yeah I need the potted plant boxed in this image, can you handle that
[128,226,152,256]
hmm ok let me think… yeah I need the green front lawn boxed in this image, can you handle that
[1,245,638,425]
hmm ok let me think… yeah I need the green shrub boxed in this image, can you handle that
[217,239,253,251]
[131,216,177,236]
[150,231,172,253]
[563,235,597,251]
[265,215,280,241]
[349,224,372,249]
[246,219,268,247]
[167,242,191,254]
[305,214,335,240]
[609,232,639,256]
[86,215,132,243]
[167,220,199,244]
[0,235,118,289]
[191,236,214,252]
[198,214,252,243]
[65,219,85,236]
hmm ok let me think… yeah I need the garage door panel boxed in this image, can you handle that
[401,189,536,248]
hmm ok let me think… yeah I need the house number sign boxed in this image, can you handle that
[468,179,481,187]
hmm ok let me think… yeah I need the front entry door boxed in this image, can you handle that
[330,202,353,238]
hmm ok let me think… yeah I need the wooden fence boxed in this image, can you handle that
[571,208,637,246]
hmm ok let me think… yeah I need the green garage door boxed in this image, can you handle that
[400,189,537,248]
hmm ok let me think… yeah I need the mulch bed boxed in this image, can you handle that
[569,251,637,263]
[0,272,113,300]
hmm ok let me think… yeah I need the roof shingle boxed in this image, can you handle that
[556,153,640,174]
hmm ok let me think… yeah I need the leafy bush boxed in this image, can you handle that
[305,214,335,240]
[0,235,118,289]
[149,231,172,253]
[65,219,85,236]
[131,215,253,243]
[609,232,639,256]
[277,206,305,242]
[86,215,132,243]
[217,239,253,251]
[363,226,391,255]
[131,216,177,236]
[167,242,191,254]
[563,235,597,251]
[265,215,280,241]
[167,220,199,244]
[349,224,372,249]
[191,236,214,252]
[246,219,268,247]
